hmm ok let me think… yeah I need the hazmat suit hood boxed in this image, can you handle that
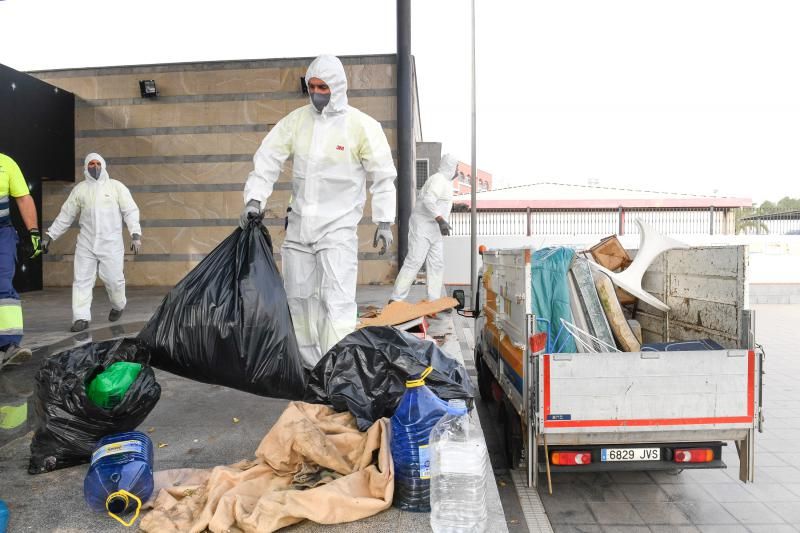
[438,153,459,180]
[305,55,348,114]
[83,152,109,183]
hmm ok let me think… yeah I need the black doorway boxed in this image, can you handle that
[0,63,74,292]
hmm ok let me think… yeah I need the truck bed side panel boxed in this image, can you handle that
[637,246,748,348]
[541,349,755,434]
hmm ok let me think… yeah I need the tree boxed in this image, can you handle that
[734,208,768,235]
[776,197,800,210]
[757,197,800,211]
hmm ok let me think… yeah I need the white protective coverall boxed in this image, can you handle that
[390,154,458,302]
[244,55,397,368]
[46,153,141,322]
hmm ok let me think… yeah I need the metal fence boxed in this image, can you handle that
[738,209,800,235]
[449,210,528,236]
[449,207,740,237]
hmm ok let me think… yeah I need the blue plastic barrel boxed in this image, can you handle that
[83,431,154,527]
[0,499,9,533]
[390,367,454,512]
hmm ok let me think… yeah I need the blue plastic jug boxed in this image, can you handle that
[0,499,9,533]
[391,367,455,512]
[83,431,154,527]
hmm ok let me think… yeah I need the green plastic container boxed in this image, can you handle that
[87,362,143,409]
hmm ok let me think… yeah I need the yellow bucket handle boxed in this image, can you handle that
[406,366,433,388]
[105,489,142,527]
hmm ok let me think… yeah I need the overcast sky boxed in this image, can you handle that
[2,0,799,204]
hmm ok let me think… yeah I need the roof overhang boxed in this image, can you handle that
[453,198,753,209]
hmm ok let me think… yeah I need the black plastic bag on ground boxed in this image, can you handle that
[29,338,160,474]
[137,223,306,399]
[304,326,476,431]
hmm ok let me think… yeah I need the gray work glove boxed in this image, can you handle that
[373,222,393,255]
[437,218,452,236]
[240,199,261,229]
[130,233,142,255]
[41,235,51,254]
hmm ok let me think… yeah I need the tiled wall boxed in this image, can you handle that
[32,55,401,287]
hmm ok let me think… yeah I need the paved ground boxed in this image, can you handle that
[10,285,795,532]
[465,304,800,533]
[0,285,514,533]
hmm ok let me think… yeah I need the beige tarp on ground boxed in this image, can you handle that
[140,402,394,533]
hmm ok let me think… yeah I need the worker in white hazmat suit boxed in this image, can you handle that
[43,153,142,332]
[390,154,459,302]
[241,55,397,368]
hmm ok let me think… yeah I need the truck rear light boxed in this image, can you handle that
[673,448,714,463]
[530,332,547,353]
[551,451,592,466]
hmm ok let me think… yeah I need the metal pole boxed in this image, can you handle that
[470,0,478,306]
[709,205,715,235]
[396,0,413,267]
[526,207,532,236]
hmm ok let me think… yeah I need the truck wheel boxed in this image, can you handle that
[500,402,524,469]
[476,353,493,403]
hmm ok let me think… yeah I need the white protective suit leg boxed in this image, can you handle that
[72,247,98,322]
[425,236,445,301]
[316,231,358,357]
[97,248,127,312]
[390,217,433,301]
[283,230,358,369]
[283,243,322,368]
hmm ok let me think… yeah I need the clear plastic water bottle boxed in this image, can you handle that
[390,367,452,512]
[83,431,154,527]
[430,399,489,533]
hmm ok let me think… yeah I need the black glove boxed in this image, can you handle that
[373,222,393,255]
[240,199,262,229]
[437,218,452,236]
[130,233,142,255]
[29,229,43,258]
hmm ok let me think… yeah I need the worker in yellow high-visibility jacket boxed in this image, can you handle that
[0,153,43,367]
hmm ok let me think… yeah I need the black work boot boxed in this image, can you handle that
[70,320,89,332]
[108,308,124,322]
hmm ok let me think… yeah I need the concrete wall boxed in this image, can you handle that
[31,55,405,287]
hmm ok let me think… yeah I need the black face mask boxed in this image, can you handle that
[88,166,101,179]
[310,92,331,112]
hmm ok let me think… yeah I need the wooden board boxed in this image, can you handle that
[357,297,459,328]
[592,270,641,352]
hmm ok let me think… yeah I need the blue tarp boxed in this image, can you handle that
[531,247,576,353]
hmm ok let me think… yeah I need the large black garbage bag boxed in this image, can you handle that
[304,326,476,431]
[137,223,306,399]
[29,338,160,474]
